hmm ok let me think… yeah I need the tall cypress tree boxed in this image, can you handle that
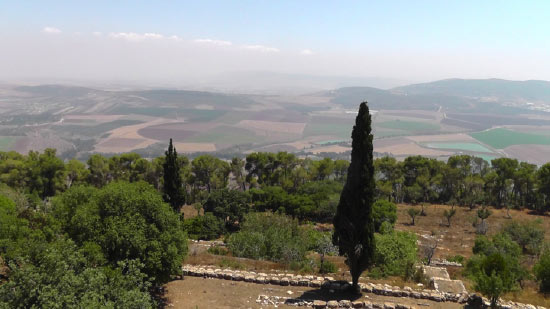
[333,102,375,293]
[163,138,184,212]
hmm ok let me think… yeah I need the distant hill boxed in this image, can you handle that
[392,78,550,102]
[328,78,550,113]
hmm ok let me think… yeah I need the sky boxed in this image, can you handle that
[1,1,549,89]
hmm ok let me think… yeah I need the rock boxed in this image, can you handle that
[339,300,352,308]
[363,301,373,309]
[353,300,364,308]
[299,279,309,287]
[313,300,327,308]
[310,280,322,288]
[280,278,290,286]
[467,293,483,308]
[244,275,255,282]
[290,279,300,286]
[429,293,444,302]
[270,277,280,285]
[327,300,339,308]
[396,304,409,309]
[286,290,293,295]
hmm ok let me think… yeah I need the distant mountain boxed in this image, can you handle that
[328,78,550,113]
[392,79,550,103]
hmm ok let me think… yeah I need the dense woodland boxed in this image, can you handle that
[2,144,550,306]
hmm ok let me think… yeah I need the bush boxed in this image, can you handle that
[319,259,338,274]
[466,234,528,307]
[0,238,154,308]
[372,200,397,232]
[446,255,465,264]
[534,249,550,293]
[183,212,225,240]
[227,212,313,263]
[372,230,417,277]
[501,220,545,255]
[52,182,188,284]
[207,245,229,256]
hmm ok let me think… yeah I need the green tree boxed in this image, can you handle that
[407,207,421,225]
[183,212,225,240]
[443,207,457,227]
[471,253,517,308]
[534,248,550,293]
[163,139,185,211]
[332,102,375,292]
[203,188,250,230]
[372,199,397,232]
[0,239,154,308]
[372,230,417,278]
[52,181,188,284]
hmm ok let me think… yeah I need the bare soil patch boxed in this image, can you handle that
[503,144,550,165]
[173,142,216,153]
[164,276,460,309]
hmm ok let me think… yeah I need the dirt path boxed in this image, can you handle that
[164,277,463,309]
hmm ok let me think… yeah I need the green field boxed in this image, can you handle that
[303,123,352,139]
[470,128,550,149]
[377,120,440,132]
[0,136,16,151]
[188,126,266,144]
[423,142,493,153]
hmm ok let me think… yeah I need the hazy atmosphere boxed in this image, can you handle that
[2,1,550,91]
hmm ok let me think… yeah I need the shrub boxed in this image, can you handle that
[183,212,225,240]
[534,249,550,293]
[501,220,545,255]
[319,260,338,274]
[227,212,312,263]
[372,230,417,277]
[372,200,397,232]
[207,245,228,256]
[466,234,528,307]
[447,255,465,264]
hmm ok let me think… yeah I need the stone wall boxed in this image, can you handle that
[182,265,545,309]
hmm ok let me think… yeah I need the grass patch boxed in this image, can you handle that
[188,126,265,144]
[471,128,550,149]
[377,120,440,132]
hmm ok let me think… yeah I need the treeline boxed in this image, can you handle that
[3,149,550,215]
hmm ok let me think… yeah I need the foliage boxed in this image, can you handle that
[534,248,550,293]
[372,230,417,278]
[207,245,229,256]
[163,138,185,211]
[372,199,397,232]
[183,212,225,240]
[227,212,315,263]
[470,253,518,308]
[501,220,545,254]
[318,259,338,274]
[0,239,154,308]
[467,234,527,307]
[52,181,188,283]
[443,208,456,227]
[407,207,421,225]
[333,102,376,291]
[203,189,250,230]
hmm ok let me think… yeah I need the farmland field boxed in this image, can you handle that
[0,137,16,151]
[377,119,440,132]
[422,142,493,153]
[471,128,550,149]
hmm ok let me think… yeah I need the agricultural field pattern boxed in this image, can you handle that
[2,78,550,164]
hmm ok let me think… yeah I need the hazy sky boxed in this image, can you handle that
[1,1,549,88]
